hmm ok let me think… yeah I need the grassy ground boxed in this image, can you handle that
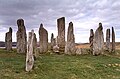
[0,49,120,79]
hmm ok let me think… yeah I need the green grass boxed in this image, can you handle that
[0,49,120,79]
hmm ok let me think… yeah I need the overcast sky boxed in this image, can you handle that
[0,0,120,43]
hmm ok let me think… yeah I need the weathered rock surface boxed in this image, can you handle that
[76,48,89,55]
[51,33,56,50]
[112,27,115,52]
[65,22,76,55]
[106,29,111,52]
[26,30,34,72]
[89,29,94,53]
[5,27,12,51]
[16,19,27,53]
[75,48,82,55]
[57,17,65,52]
[39,24,48,53]
[53,45,59,54]
[93,23,104,55]
[33,33,38,58]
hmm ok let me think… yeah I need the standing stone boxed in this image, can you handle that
[16,19,27,53]
[33,33,38,58]
[5,27,12,51]
[93,23,104,55]
[111,27,115,52]
[51,33,56,50]
[26,30,34,72]
[106,29,111,52]
[39,24,48,53]
[89,29,94,53]
[65,22,76,55]
[57,17,65,52]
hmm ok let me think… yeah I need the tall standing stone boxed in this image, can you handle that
[111,27,115,52]
[57,17,65,52]
[5,27,12,51]
[93,23,104,55]
[33,33,38,58]
[26,30,34,72]
[106,29,111,52]
[51,33,56,50]
[16,19,27,53]
[65,22,76,55]
[39,24,48,53]
[89,29,94,53]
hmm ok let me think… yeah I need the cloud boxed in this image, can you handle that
[0,0,120,42]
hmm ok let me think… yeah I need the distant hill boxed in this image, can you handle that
[0,41,5,47]
[0,41,17,47]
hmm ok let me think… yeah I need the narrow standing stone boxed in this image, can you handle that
[16,19,27,53]
[106,29,111,52]
[26,30,34,72]
[89,29,94,53]
[39,24,48,53]
[93,23,104,55]
[33,33,38,58]
[57,17,65,52]
[65,22,76,55]
[51,33,56,50]
[111,27,115,52]
[5,27,12,51]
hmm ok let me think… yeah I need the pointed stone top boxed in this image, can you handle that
[69,22,73,26]
[51,33,54,40]
[98,23,103,30]
[40,23,43,28]
[9,27,12,33]
[99,22,102,26]
[112,27,114,30]
[90,29,93,32]
[17,19,24,26]
[68,22,73,31]
[90,29,94,36]
[51,33,54,37]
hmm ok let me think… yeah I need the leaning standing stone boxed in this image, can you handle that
[93,23,104,55]
[57,17,65,52]
[5,27,12,51]
[111,27,115,53]
[39,24,48,53]
[26,30,34,72]
[16,19,27,53]
[65,22,76,55]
